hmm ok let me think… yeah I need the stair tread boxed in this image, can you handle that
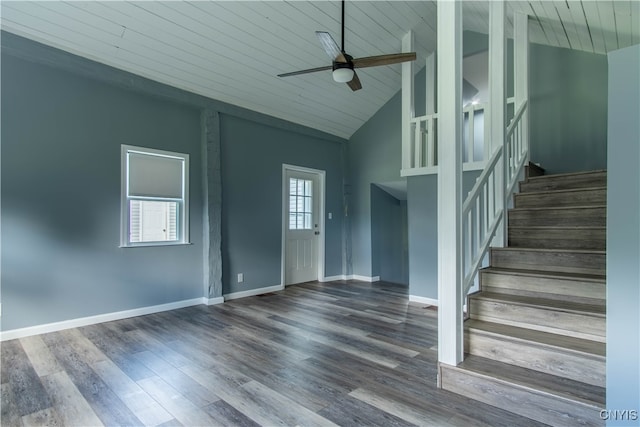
[493,247,606,255]
[516,186,606,196]
[526,169,607,182]
[469,291,606,316]
[508,225,606,230]
[457,354,606,406]
[465,319,606,357]
[481,267,606,283]
[509,205,606,212]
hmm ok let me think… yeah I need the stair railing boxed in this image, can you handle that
[405,102,493,174]
[461,100,528,295]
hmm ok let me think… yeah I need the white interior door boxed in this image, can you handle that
[285,168,321,285]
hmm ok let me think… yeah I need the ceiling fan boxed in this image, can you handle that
[277,0,417,91]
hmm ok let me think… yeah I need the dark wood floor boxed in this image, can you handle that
[1,280,548,426]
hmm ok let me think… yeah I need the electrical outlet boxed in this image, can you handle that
[237,273,244,283]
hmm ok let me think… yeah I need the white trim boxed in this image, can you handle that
[320,275,347,282]
[224,284,284,301]
[120,144,190,248]
[409,295,439,306]
[401,162,486,178]
[281,164,326,286]
[0,298,204,342]
[204,297,224,306]
[351,275,380,283]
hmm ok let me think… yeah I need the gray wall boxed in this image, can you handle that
[347,30,506,284]
[606,44,640,425]
[347,91,404,278]
[1,53,204,330]
[1,33,347,332]
[371,185,408,285]
[529,43,608,174]
[220,115,345,295]
[407,171,481,299]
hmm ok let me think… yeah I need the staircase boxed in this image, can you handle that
[440,168,607,427]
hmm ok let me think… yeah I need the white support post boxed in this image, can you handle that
[514,12,529,162]
[426,52,437,167]
[402,31,415,170]
[426,52,436,115]
[489,0,507,248]
[437,0,464,368]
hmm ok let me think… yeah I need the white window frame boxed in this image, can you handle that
[120,144,190,247]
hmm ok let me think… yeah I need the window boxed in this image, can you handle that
[121,145,189,247]
[289,178,312,230]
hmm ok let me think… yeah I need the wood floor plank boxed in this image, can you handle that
[79,323,156,382]
[1,340,51,417]
[317,394,416,427]
[201,399,261,427]
[133,350,219,408]
[92,358,174,426]
[137,376,216,427]
[40,371,104,427]
[349,387,452,426]
[41,332,143,426]
[19,335,63,378]
[1,383,25,427]
[1,280,556,426]
[21,407,63,426]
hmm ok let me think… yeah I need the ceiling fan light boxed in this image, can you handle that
[333,67,354,83]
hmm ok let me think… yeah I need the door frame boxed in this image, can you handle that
[281,164,326,286]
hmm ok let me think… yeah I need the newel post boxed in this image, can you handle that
[402,31,415,171]
[437,0,464,368]
[514,11,530,162]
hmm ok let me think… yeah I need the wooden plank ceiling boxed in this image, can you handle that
[2,1,637,139]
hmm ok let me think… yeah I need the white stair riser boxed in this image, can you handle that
[480,272,605,304]
[469,299,605,342]
[515,188,606,208]
[465,331,605,387]
[440,366,604,427]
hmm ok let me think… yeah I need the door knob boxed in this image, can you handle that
[314,231,320,235]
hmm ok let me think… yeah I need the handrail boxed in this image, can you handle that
[461,100,528,295]
[462,145,502,214]
[506,100,527,138]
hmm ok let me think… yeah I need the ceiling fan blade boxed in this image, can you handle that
[278,65,333,78]
[352,52,417,69]
[347,71,362,91]
[316,31,345,62]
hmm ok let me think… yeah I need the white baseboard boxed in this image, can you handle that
[204,297,224,306]
[318,275,381,283]
[224,284,284,301]
[320,275,348,282]
[409,295,439,306]
[350,275,381,282]
[0,297,205,342]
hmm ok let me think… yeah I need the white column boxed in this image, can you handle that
[514,11,530,161]
[489,0,507,248]
[402,31,415,171]
[425,52,437,166]
[437,0,464,367]
[425,52,436,115]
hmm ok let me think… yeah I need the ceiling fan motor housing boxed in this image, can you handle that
[332,63,353,83]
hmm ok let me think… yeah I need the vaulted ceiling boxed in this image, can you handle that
[2,1,637,139]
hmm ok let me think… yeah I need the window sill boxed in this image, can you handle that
[119,242,192,248]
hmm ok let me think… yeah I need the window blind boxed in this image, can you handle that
[128,152,184,199]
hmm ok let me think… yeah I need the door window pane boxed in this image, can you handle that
[289,178,313,230]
